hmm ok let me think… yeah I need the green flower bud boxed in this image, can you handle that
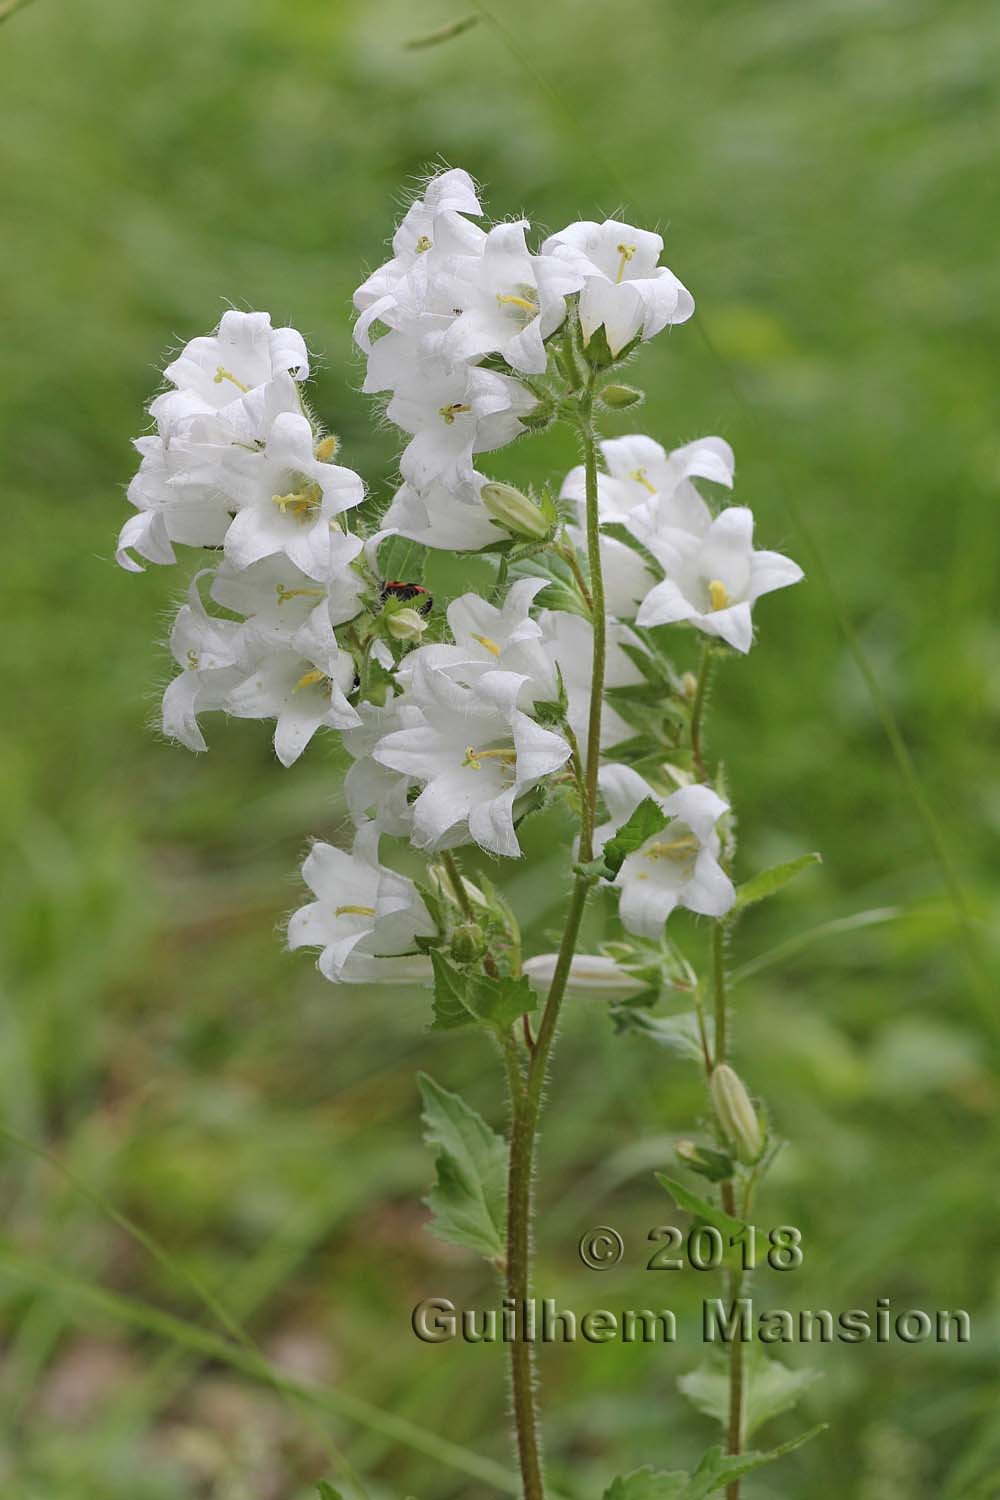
[710,1064,764,1165]
[450,922,486,964]
[599,383,644,409]
[675,1138,735,1183]
[480,482,551,541]
[385,607,428,642]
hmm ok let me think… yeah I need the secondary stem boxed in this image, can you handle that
[505,367,607,1500]
[690,642,715,783]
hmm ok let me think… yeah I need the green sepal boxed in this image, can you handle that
[617,1008,713,1064]
[602,797,668,877]
[654,1173,746,1239]
[734,853,822,912]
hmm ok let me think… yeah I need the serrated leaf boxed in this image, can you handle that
[430,950,476,1030]
[418,1074,507,1259]
[617,1008,713,1064]
[602,1425,825,1500]
[685,1426,826,1496]
[430,952,534,1032]
[654,1174,746,1238]
[603,1467,690,1500]
[679,1349,823,1439]
[603,797,668,878]
[734,853,821,911]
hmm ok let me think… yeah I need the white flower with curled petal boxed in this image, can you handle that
[353,169,485,349]
[373,664,570,857]
[209,531,365,637]
[433,220,583,375]
[150,311,309,442]
[541,219,694,355]
[596,765,735,936]
[217,412,364,578]
[160,573,247,751]
[343,698,423,836]
[374,343,535,490]
[288,823,434,985]
[226,606,360,766]
[117,375,307,573]
[382,474,502,552]
[116,420,237,571]
[562,433,734,530]
[397,580,555,705]
[635,506,803,653]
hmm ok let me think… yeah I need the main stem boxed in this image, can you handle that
[505,368,606,1500]
[712,921,745,1500]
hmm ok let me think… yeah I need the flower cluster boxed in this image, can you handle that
[354,168,695,550]
[116,167,803,993]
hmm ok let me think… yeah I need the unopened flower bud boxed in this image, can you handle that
[481,482,550,541]
[710,1064,763,1165]
[599,383,644,409]
[676,1138,734,1183]
[450,922,486,964]
[681,671,698,699]
[385,607,428,642]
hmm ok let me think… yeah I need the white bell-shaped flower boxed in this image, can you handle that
[596,765,735,936]
[635,506,803,653]
[542,219,693,355]
[288,822,434,985]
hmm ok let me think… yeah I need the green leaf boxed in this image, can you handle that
[685,1427,826,1496]
[430,951,534,1032]
[603,1467,690,1500]
[377,534,428,589]
[679,1349,823,1439]
[418,1075,507,1260]
[603,797,668,878]
[602,1425,825,1500]
[654,1174,746,1239]
[316,1485,345,1500]
[734,853,822,912]
[616,1008,712,1065]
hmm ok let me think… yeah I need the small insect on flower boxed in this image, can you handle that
[380,580,434,616]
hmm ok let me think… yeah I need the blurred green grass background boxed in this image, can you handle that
[2,0,999,1495]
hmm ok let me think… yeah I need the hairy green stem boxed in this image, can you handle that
[441,849,474,922]
[711,920,744,1497]
[505,370,606,1500]
[690,643,715,783]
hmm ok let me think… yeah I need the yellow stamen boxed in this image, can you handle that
[615,243,636,284]
[276,584,326,605]
[496,292,539,315]
[415,235,432,253]
[293,668,329,693]
[213,364,250,393]
[462,745,517,770]
[314,435,339,461]
[644,834,700,862]
[273,481,323,521]
[707,579,730,612]
[438,403,472,424]
[335,904,375,917]
[629,466,657,494]
[471,633,501,657]
[186,649,200,669]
